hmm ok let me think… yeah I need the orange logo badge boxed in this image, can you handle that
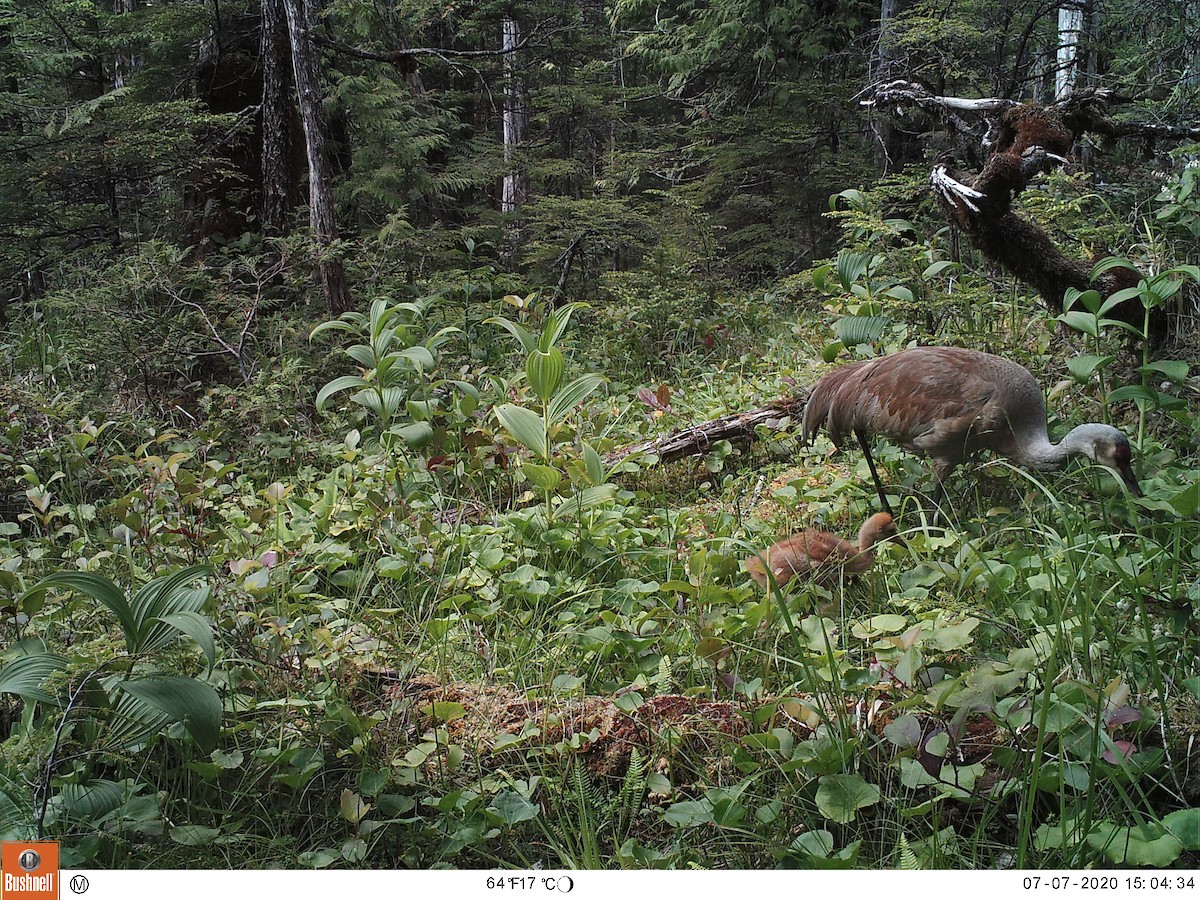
[1,842,60,900]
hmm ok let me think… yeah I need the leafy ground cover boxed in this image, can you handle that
[2,172,1198,870]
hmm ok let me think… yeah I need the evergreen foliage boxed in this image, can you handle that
[0,0,1197,872]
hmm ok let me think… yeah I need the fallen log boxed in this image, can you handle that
[604,392,809,468]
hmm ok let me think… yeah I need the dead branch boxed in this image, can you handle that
[604,393,808,468]
[313,24,572,73]
[866,80,1188,343]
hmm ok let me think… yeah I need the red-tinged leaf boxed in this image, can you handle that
[1103,740,1136,763]
[1106,706,1142,728]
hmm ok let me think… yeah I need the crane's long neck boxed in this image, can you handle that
[856,514,895,552]
[1014,423,1106,471]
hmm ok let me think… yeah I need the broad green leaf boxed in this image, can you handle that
[55,780,130,822]
[345,344,379,369]
[1088,824,1183,867]
[155,611,215,672]
[315,375,372,412]
[850,614,908,638]
[0,652,69,704]
[555,484,618,517]
[925,732,950,757]
[489,790,539,825]
[927,617,979,651]
[28,572,138,650]
[485,315,538,353]
[1056,311,1100,338]
[812,264,831,292]
[792,829,834,858]
[418,701,467,723]
[389,421,434,448]
[1162,809,1200,850]
[1137,360,1189,383]
[1065,287,1104,313]
[523,462,562,492]
[614,692,644,712]
[131,569,210,655]
[526,348,565,401]
[0,788,32,841]
[351,386,404,420]
[1101,285,1145,310]
[211,749,244,769]
[104,685,174,750]
[710,796,745,827]
[922,260,960,278]
[115,676,222,753]
[815,774,880,824]
[834,315,889,347]
[547,374,605,425]
[835,250,873,291]
[298,849,339,869]
[830,188,866,211]
[340,789,370,825]
[539,302,588,352]
[1107,385,1161,404]
[695,636,724,662]
[342,837,367,862]
[494,404,548,459]
[883,714,923,749]
[1089,256,1140,280]
[581,441,605,486]
[309,316,361,341]
[170,825,220,846]
[1169,482,1200,517]
[391,345,436,372]
[1066,355,1114,381]
[663,799,714,827]
[1163,263,1200,281]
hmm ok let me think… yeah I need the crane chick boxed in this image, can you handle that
[745,513,896,590]
[802,346,1142,514]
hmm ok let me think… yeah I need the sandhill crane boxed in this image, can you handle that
[802,346,1142,515]
[745,513,896,590]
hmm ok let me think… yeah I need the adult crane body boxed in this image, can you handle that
[802,346,1142,512]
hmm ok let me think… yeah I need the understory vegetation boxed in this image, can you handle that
[1,0,1198,872]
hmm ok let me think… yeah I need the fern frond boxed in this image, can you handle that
[897,832,921,870]
[613,747,648,838]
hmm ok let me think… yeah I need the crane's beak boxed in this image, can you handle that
[1115,463,1143,498]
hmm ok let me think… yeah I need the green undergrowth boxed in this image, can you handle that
[2,205,1198,870]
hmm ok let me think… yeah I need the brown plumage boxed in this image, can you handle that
[745,513,896,589]
[802,347,1142,513]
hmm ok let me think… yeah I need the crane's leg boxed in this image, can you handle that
[854,428,894,517]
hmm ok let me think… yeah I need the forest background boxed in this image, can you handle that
[1,0,1198,871]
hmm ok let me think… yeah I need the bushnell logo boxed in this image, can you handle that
[17,852,40,874]
[1,842,60,900]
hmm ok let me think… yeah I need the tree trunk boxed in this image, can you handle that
[1055,2,1084,100]
[1187,0,1200,89]
[66,3,121,247]
[0,11,18,325]
[113,0,140,88]
[282,0,351,315]
[261,0,293,236]
[871,0,902,169]
[500,17,528,215]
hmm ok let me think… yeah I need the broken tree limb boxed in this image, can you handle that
[603,393,809,469]
[864,80,1183,343]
